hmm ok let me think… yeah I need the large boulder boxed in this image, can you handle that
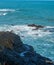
[0,32,54,65]
[0,31,22,49]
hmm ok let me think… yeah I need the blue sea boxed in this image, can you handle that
[0,1,54,61]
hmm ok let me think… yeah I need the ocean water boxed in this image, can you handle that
[0,1,54,61]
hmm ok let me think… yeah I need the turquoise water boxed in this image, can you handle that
[0,1,54,25]
[0,1,54,61]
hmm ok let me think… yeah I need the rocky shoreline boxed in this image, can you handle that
[0,32,54,65]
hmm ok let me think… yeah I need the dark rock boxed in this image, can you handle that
[0,31,22,49]
[28,24,44,30]
[28,24,38,27]
[0,31,54,65]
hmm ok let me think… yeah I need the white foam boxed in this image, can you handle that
[0,9,16,16]
[0,24,54,61]
[0,9,15,12]
[0,25,53,38]
[46,26,54,28]
[0,13,7,16]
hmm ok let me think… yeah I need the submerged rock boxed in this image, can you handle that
[0,31,54,65]
[44,28,54,32]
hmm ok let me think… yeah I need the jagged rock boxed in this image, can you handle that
[28,24,44,30]
[0,32,54,65]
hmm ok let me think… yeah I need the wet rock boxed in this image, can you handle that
[28,24,44,30]
[0,31,54,65]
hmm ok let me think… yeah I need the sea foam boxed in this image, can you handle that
[0,13,7,16]
[0,9,15,12]
[0,25,53,38]
[0,24,54,61]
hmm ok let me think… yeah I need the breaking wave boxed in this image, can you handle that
[0,13,7,16]
[0,24,54,61]
[0,9,15,12]
[0,25,54,38]
[0,9,16,16]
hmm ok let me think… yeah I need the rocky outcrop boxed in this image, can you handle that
[28,24,44,30]
[0,32,54,65]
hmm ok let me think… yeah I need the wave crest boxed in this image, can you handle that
[0,9,15,12]
[0,13,7,16]
[0,25,54,38]
[0,9,16,16]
